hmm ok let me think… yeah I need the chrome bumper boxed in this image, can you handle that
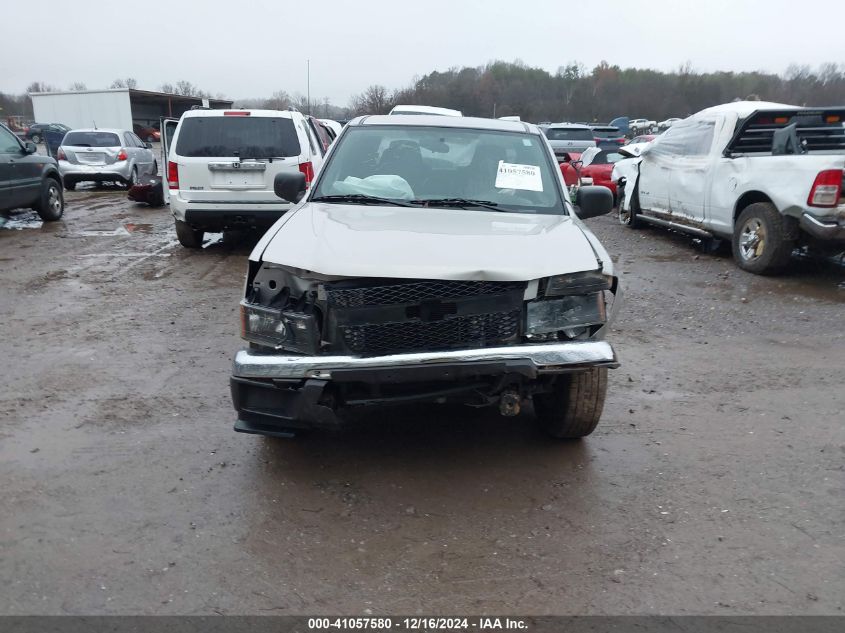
[801,212,845,241]
[233,341,618,380]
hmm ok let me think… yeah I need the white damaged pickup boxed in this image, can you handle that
[613,101,845,274]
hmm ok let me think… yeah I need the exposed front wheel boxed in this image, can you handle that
[31,134,42,144]
[619,183,643,228]
[35,178,64,221]
[732,202,795,275]
[174,219,204,248]
[534,367,608,439]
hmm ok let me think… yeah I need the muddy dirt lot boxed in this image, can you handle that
[1,189,843,615]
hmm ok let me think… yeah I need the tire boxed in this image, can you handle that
[534,367,608,439]
[732,202,795,275]
[125,167,138,188]
[174,219,204,248]
[63,179,76,191]
[31,134,41,144]
[619,182,643,228]
[35,178,64,221]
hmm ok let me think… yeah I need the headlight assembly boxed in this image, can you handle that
[544,270,612,296]
[240,300,320,354]
[525,293,607,335]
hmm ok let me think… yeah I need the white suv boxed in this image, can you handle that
[161,109,328,248]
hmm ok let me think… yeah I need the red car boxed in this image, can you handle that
[133,123,161,142]
[559,149,625,202]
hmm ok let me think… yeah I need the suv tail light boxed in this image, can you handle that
[807,170,842,208]
[224,111,250,116]
[299,161,314,188]
[167,161,180,189]
[116,149,128,161]
[56,147,66,160]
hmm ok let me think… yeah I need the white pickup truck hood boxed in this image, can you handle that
[257,202,604,281]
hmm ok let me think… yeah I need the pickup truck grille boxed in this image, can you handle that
[340,310,521,356]
[325,279,526,356]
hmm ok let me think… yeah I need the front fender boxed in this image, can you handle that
[611,157,642,211]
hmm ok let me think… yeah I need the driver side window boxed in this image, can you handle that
[0,126,22,153]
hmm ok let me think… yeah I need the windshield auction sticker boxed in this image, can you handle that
[495,161,543,191]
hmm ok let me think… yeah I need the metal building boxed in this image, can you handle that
[29,88,233,130]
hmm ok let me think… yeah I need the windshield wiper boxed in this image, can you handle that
[411,198,501,212]
[310,194,413,207]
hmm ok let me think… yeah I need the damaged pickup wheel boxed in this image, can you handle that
[533,368,608,438]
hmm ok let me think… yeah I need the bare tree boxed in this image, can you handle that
[125,77,137,89]
[69,82,87,91]
[349,84,393,115]
[263,90,292,110]
[160,83,175,94]
[26,81,56,94]
[110,79,126,89]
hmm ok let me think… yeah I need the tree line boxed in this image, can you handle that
[347,60,845,122]
[4,60,844,123]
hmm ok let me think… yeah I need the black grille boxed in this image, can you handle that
[327,280,525,308]
[340,310,521,355]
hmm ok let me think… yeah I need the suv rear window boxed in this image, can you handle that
[63,131,120,147]
[545,128,593,141]
[592,128,621,138]
[175,116,300,158]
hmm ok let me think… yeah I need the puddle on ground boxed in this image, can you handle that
[73,227,131,237]
[124,223,154,234]
[0,211,43,230]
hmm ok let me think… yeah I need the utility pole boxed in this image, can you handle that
[493,102,497,118]
[306,59,311,115]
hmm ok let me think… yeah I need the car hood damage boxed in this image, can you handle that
[256,202,606,281]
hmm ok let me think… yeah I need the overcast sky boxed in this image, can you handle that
[4,0,841,104]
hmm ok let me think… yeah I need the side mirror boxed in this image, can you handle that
[574,186,613,220]
[23,141,37,154]
[274,172,307,204]
[144,142,153,149]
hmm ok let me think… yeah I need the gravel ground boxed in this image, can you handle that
[0,189,843,615]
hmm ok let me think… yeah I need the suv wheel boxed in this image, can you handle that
[35,178,64,221]
[534,368,607,439]
[174,219,204,248]
[732,202,794,275]
[31,134,42,144]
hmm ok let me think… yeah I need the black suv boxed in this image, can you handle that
[0,123,64,221]
[24,123,70,145]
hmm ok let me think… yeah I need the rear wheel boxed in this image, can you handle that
[31,134,42,144]
[35,178,64,221]
[174,219,204,248]
[732,202,795,275]
[534,368,608,439]
[125,167,138,188]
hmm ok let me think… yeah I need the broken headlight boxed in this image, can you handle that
[544,270,612,296]
[239,300,320,354]
[525,293,607,335]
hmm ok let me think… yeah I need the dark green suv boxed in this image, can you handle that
[0,122,64,221]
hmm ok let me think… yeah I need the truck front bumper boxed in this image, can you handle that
[230,341,619,436]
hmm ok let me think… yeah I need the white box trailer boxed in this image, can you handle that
[31,89,133,130]
[29,89,234,131]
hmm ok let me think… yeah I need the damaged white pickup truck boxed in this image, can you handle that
[614,101,845,274]
[230,116,620,439]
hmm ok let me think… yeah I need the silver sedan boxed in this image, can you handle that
[57,128,157,190]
